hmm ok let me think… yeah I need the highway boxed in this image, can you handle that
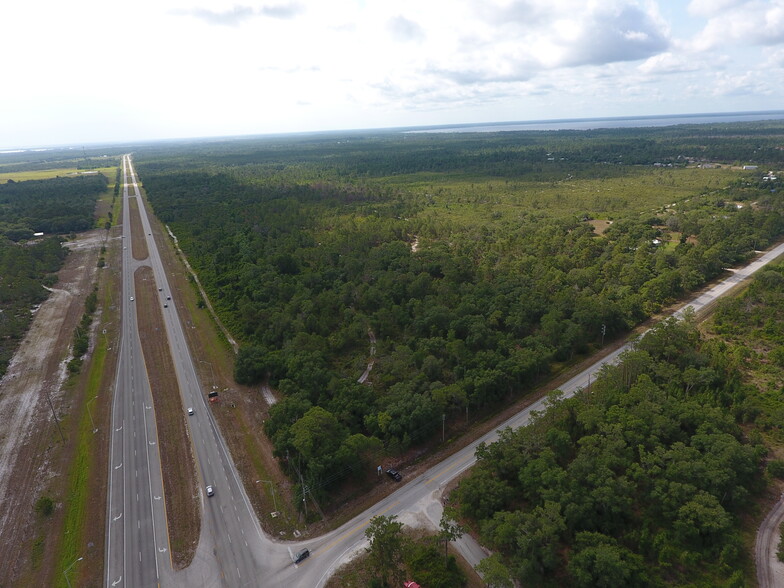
[106,154,784,587]
[106,156,268,587]
[105,155,169,587]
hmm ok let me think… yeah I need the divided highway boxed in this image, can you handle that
[105,154,784,586]
[105,156,267,587]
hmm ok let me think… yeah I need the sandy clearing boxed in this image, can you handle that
[0,229,104,584]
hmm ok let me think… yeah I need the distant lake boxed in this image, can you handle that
[407,111,784,133]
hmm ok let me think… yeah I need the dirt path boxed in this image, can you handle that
[0,229,104,586]
[757,488,784,587]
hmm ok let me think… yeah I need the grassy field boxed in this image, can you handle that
[374,165,742,227]
[0,166,117,183]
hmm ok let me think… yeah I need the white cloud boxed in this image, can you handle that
[638,52,700,74]
[0,0,782,148]
[691,0,784,50]
[688,0,748,17]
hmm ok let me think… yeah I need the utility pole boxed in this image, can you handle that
[64,556,83,588]
[261,480,278,513]
[45,387,66,443]
[87,395,98,433]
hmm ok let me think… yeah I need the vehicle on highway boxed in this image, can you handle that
[188,407,194,415]
[158,287,162,291]
[166,295,171,300]
[206,485,214,497]
[294,548,310,564]
[386,468,402,481]
[164,303,168,308]
[129,296,134,301]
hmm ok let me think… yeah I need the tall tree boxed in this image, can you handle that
[365,515,405,587]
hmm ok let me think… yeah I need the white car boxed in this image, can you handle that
[188,407,194,415]
[129,296,134,301]
[206,485,214,497]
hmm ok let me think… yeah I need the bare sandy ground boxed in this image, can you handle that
[0,229,104,584]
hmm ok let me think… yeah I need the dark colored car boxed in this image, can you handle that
[294,548,310,564]
[386,468,402,481]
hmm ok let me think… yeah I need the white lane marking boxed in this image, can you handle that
[158,547,168,553]
[154,496,161,500]
[114,462,123,470]
[111,576,122,586]
[113,512,123,521]
[115,425,123,432]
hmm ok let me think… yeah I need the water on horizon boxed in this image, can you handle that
[410,111,784,134]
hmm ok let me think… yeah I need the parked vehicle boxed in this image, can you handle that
[386,468,402,481]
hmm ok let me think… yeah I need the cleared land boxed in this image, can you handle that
[0,229,109,587]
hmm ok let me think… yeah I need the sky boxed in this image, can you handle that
[1,0,783,149]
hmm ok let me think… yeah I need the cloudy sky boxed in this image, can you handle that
[2,0,783,148]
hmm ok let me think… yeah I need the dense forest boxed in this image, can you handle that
[456,317,762,587]
[0,174,108,240]
[0,173,107,375]
[0,236,69,376]
[456,261,784,587]
[135,122,784,504]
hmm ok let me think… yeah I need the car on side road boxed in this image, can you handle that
[386,468,402,481]
[294,548,310,564]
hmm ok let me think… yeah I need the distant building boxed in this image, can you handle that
[743,165,758,170]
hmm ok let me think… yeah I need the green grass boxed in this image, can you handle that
[372,166,741,227]
[0,166,117,184]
